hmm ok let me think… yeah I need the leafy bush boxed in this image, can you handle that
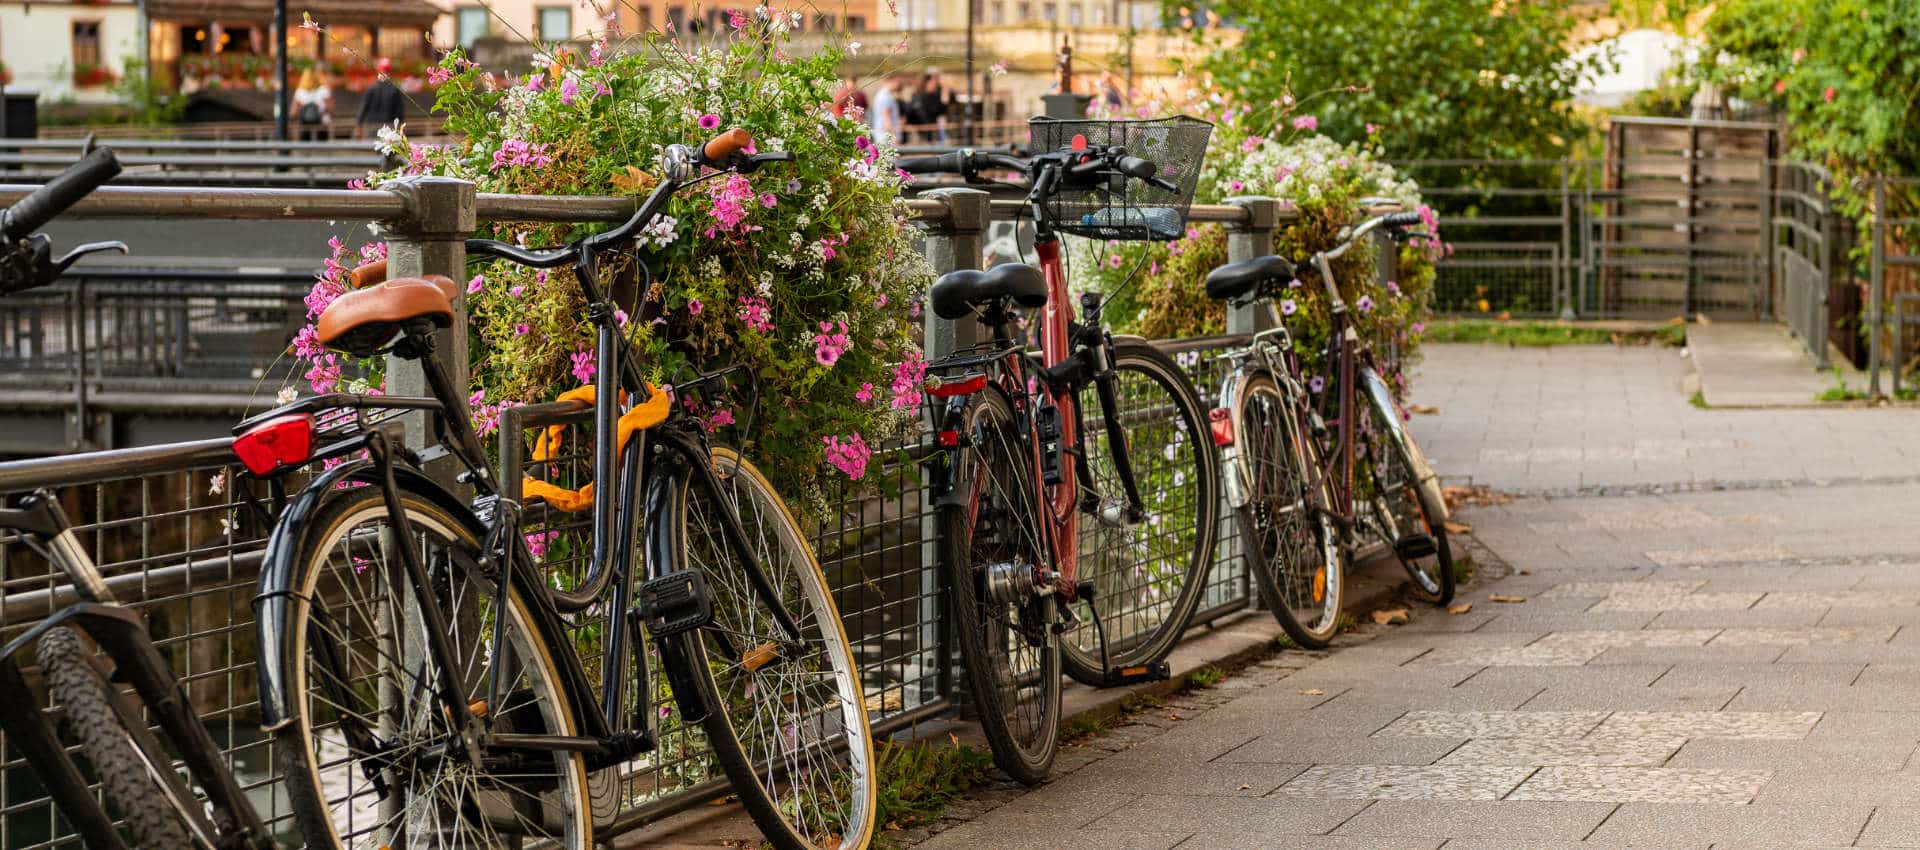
[291,11,931,499]
[1070,102,1440,397]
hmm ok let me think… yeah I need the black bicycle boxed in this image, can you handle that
[0,147,280,849]
[238,129,876,849]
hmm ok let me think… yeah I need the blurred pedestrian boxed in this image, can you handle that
[292,68,333,141]
[912,69,950,144]
[869,75,904,144]
[356,57,406,140]
[832,74,870,120]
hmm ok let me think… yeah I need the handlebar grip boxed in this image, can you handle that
[349,260,388,288]
[3,147,122,242]
[702,129,754,163]
[1116,155,1158,181]
[897,152,970,175]
[1381,211,1423,227]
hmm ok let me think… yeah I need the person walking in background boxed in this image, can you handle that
[912,69,951,145]
[355,58,406,140]
[869,75,903,145]
[292,68,332,141]
[832,74,869,120]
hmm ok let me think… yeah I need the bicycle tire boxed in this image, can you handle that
[273,485,591,850]
[656,446,878,850]
[1062,338,1219,683]
[36,625,201,849]
[1231,371,1346,648]
[941,387,1061,784]
[1358,368,1454,605]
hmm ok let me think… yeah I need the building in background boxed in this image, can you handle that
[609,1,880,35]
[147,1,442,95]
[428,0,606,50]
[0,0,143,103]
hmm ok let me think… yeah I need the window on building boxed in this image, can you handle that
[635,6,651,29]
[846,15,866,30]
[815,14,837,30]
[1131,3,1156,28]
[538,7,572,41]
[1043,3,1058,21]
[1017,2,1032,20]
[1067,3,1082,25]
[72,21,102,70]
[990,2,1006,24]
[667,6,687,32]
[456,7,489,47]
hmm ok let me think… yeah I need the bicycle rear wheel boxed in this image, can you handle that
[656,446,877,850]
[36,625,200,849]
[273,485,590,850]
[1063,338,1219,683]
[942,387,1061,785]
[1232,372,1346,648]
[1359,368,1454,605]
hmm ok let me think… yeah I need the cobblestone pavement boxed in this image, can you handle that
[905,343,1920,849]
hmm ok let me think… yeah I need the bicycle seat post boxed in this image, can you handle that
[380,176,478,488]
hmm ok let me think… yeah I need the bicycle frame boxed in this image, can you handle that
[0,492,275,850]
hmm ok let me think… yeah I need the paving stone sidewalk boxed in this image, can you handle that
[904,343,1920,849]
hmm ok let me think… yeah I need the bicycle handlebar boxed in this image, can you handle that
[2,147,122,242]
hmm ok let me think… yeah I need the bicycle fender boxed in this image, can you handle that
[253,461,476,731]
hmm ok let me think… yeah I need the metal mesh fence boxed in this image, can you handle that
[0,338,1252,846]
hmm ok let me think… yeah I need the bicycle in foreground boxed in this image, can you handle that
[899,117,1222,783]
[1205,209,1455,649]
[0,146,283,850]
[233,128,876,849]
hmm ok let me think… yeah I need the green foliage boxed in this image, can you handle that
[1699,0,1920,223]
[292,16,931,501]
[1071,113,1439,399]
[1424,319,1686,347]
[108,59,187,126]
[1186,664,1227,688]
[871,740,994,839]
[1814,366,1871,402]
[1196,0,1607,163]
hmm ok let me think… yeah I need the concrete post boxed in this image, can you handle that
[1224,196,1281,336]
[920,187,992,358]
[378,176,476,464]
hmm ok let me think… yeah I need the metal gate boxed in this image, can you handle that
[1597,117,1780,319]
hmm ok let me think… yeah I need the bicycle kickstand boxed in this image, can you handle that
[1076,580,1171,688]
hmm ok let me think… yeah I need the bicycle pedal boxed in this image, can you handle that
[637,570,714,639]
[1101,662,1170,687]
[1394,533,1437,560]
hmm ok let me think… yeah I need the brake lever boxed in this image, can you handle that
[733,151,795,174]
[51,240,127,276]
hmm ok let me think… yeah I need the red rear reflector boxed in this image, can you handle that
[1071,134,1088,152]
[1209,408,1234,447]
[937,429,960,447]
[927,374,987,398]
[233,414,315,475]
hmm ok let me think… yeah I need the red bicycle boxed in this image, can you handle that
[899,117,1219,782]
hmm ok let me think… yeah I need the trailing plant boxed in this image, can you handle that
[289,9,932,504]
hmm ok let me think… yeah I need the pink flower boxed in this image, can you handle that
[570,349,595,384]
[1229,180,1245,193]
[823,433,872,480]
[727,8,748,29]
[889,354,926,411]
[1774,78,1789,94]
[491,138,554,171]
[698,113,722,130]
[1824,86,1836,102]
[687,298,704,315]
[1356,295,1374,314]
[1239,136,1265,153]
[305,356,341,393]
[855,382,875,404]
[1792,48,1806,63]
[704,408,735,432]
[813,320,850,366]
[759,193,778,209]
[1280,299,1298,316]
[524,530,559,559]
[560,76,579,105]
[737,296,773,332]
[428,66,454,86]
[509,285,525,297]
[515,322,531,335]
[705,174,761,236]
[1291,115,1318,131]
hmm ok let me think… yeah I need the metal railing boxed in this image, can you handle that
[0,179,1309,847]
[0,140,385,188]
[1867,175,1920,396]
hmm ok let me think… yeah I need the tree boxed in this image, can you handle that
[1197,0,1605,164]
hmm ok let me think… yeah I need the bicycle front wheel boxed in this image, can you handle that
[1359,368,1455,605]
[942,387,1061,784]
[274,485,591,850]
[657,446,877,850]
[1063,338,1219,683]
[1233,371,1347,648]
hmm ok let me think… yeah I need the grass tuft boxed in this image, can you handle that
[1425,319,1685,348]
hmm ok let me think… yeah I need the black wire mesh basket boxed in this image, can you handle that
[1028,115,1214,241]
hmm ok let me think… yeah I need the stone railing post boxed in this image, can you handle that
[919,188,992,358]
[1224,196,1281,335]
[379,176,476,466]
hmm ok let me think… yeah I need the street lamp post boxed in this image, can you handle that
[273,0,289,141]
[965,0,976,145]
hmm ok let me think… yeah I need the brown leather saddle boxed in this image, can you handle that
[316,260,459,358]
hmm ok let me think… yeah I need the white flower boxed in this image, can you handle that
[848,41,862,55]
[208,471,226,496]
[277,386,299,404]
[375,124,404,156]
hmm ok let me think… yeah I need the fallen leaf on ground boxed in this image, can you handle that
[1371,608,1410,625]
[1442,485,1514,511]
[1444,520,1473,534]
[1408,404,1440,415]
[864,692,904,713]
[1696,313,1712,325]
[1447,602,1473,615]
[1489,594,1527,603]
[1298,688,1325,696]
[1519,569,1533,576]
[1168,712,1182,721]
[1667,315,1686,326]
[1238,784,1252,791]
